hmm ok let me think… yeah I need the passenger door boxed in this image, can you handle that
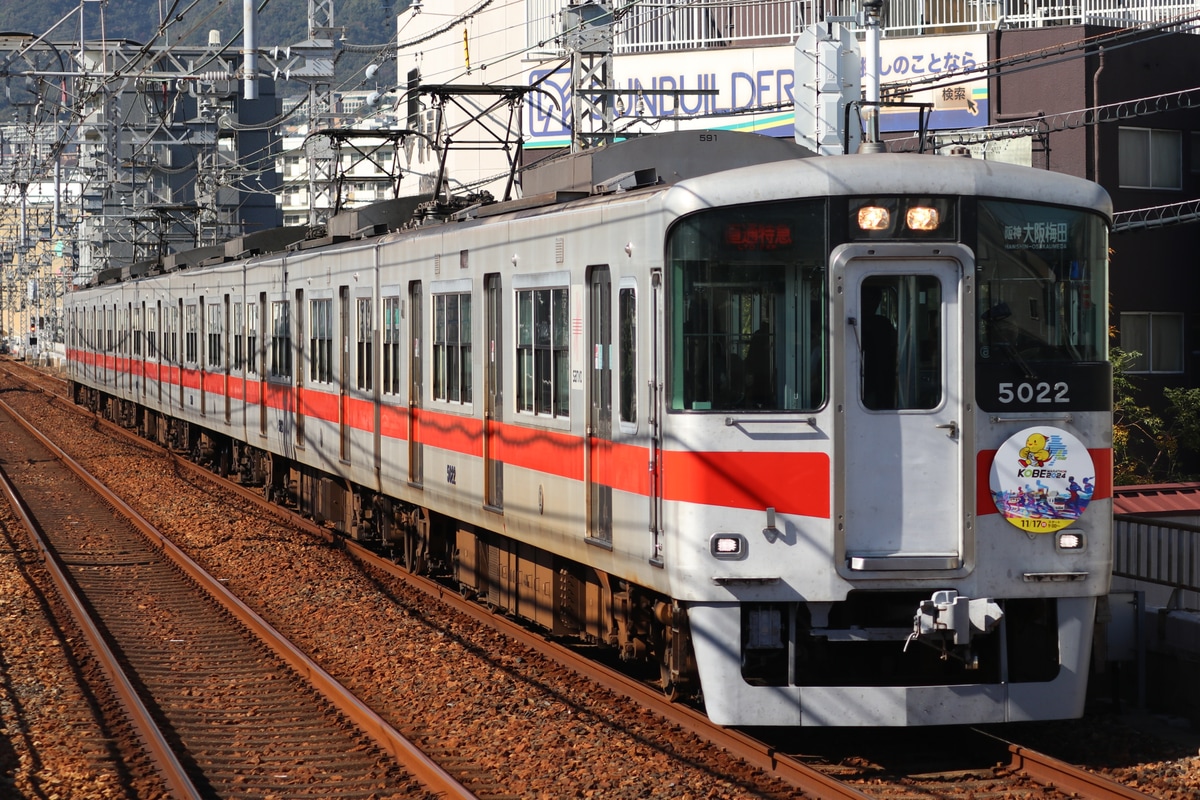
[836,248,967,572]
[340,286,351,462]
[483,273,503,509]
[408,280,423,486]
[587,266,613,544]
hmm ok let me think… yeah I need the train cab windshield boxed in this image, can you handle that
[974,199,1108,366]
[667,200,827,412]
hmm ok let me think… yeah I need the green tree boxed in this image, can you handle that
[1112,348,1200,484]
[1111,347,1171,484]
[1163,386,1200,479]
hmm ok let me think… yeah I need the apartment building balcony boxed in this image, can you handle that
[527,0,1196,50]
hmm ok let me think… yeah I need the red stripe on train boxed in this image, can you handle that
[72,356,830,516]
[662,450,830,518]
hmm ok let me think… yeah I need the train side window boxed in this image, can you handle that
[310,297,333,384]
[207,301,223,369]
[433,290,472,404]
[119,307,128,355]
[246,302,259,375]
[167,305,179,364]
[147,307,158,359]
[357,296,373,391]
[618,283,637,426]
[233,302,245,371]
[184,303,198,364]
[160,308,168,362]
[270,300,292,379]
[516,285,569,418]
[382,295,402,395]
[132,306,143,357]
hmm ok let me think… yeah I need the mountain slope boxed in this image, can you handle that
[0,0,402,85]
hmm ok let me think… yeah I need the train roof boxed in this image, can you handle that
[664,150,1114,222]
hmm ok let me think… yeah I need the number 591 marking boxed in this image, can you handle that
[998,381,1070,404]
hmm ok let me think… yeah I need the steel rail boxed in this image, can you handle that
[0,389,478,800]
[0,399,203,800]
[1008,744,1159,800]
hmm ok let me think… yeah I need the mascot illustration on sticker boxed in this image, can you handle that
[990,426,1095,533]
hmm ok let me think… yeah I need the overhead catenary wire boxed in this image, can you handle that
[6,0,1200,237]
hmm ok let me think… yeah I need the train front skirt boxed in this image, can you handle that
[690,596,1096,726]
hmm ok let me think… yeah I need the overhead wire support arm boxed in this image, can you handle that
[417,83,543,204]
[303,128,433,215]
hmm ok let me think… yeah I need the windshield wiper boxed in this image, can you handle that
[1004,343,1038,380]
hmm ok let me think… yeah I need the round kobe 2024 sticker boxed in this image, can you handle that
[989,426,1095,533]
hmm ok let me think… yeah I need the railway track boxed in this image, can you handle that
[0,386,472,799]
[0,359,1175,800]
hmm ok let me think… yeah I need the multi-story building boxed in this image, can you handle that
[276,90,410,226]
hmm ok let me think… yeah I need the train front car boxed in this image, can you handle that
[659,153,1112,727]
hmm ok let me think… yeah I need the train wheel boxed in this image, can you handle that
[659,645,683,702]
[402,532,427,574]
[655,600,695,702]
[399,508,430,574]
[215,445,231,477]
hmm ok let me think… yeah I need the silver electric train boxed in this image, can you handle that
[67,131,1113,726]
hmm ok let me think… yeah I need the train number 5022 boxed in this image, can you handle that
[997,381,1069,404]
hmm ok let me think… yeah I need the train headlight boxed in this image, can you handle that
[857,205,890,231]
[711,533,747,560]
[1056,531,1086,551]
[852,196,954,239]
[906,205,940,231]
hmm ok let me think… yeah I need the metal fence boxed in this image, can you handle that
[527,0,1199,53]
[1113,515,1200,594]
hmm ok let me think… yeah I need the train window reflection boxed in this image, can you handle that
[516,286,570,418]
[975,201,1107,365]
[667,200,827,412]
[859,275,942,411]
[618,286,637,424]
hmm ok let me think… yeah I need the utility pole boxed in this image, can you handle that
[267,0,339,225]
[563,0,615,152]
